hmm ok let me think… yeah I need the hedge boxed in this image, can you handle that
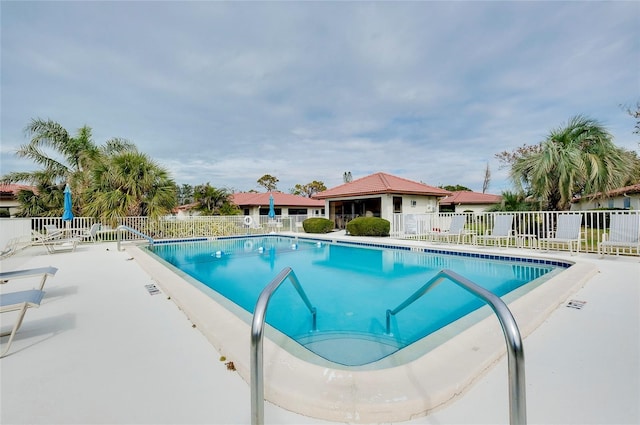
[303,217,334,233]
[346,217,390,236]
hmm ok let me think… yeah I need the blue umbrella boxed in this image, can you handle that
[268,194,276,219]
[62,184,74,222]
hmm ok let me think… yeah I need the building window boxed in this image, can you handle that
[259,207,282,216]
[288,208,307,215]
[393,197,402,213]
[624,197,631,209]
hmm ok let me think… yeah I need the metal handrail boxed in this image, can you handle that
[116,225,154,251]
[250,267,317,425]
[386,269,527,425]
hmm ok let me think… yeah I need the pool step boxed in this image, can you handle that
[296,332,403,366]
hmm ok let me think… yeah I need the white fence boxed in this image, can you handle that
[1,211,639,256]
[393,210,640,255]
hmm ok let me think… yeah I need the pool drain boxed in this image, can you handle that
[566,299,586,309]
[145,283,161,295]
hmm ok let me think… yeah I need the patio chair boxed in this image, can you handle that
[476,215,514,248]
[1,289,45,357]
[43,224,64,239]
[0,266,58,290]
[0,238,20,259]
[435,215,475,244]
[538,214,583,255]
[79,223,100,243]
[598,214,640,257]
[31,230,80,254]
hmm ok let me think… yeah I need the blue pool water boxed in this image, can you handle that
[148,236,564,366]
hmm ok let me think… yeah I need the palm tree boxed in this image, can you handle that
[84,151,177,224]
[2,119,136,216]
[511,115,636,210]
[487,191,533,212]
[193,183,233,214]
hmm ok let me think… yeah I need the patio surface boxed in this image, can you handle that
[1,236,638,424]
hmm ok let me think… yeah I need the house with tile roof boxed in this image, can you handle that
[176,191,325,220]
[438,191,502,213]
[0,184,35,217]
[313,172,451,228]
[231,191,325,218]
[570,183,640,211]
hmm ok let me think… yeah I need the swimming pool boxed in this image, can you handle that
[132,234,596,423]
[147,235,562,366]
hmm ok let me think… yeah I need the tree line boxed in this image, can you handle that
[2,110,639,219]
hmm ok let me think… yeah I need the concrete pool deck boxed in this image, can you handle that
[1,235,638,424]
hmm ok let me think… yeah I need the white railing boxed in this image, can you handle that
[393,210,640,255]
[1,211,638,256]
[17,215,311,243]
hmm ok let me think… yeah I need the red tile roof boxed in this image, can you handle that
[313,172,451,199]
[439,191,502,206]
[0,184,35,195]
[572,183,640,202]
[231,191,324,207]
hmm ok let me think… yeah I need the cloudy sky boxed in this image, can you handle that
[1,1,638,194]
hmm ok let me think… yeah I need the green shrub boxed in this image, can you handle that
[346,217,390,236]
[303,217,334,233]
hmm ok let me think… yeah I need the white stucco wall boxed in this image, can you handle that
[453,203,497,213]
[570,194,640,211]
[402,195,437,213]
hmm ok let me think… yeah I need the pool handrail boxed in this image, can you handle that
[116,225,154,251]
[386,269,527,425]
[250,266,317,425]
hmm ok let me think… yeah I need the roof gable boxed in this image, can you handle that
[313,172,451,199]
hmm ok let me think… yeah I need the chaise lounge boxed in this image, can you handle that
[0,266,58,290]
[1,289,46,357]
[32,230,80,254]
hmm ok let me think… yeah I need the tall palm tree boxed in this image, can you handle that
[511,115,636,210]
[84,150,176,224]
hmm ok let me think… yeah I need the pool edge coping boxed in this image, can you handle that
[127,236,598,423]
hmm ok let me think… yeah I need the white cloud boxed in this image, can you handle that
[1,1,637,196]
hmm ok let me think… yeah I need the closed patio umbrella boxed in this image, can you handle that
[62,184,74,221]
[62,184,74,235]
[268,194,275,219]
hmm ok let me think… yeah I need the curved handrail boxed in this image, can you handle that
[250,267,317,425]
[386,269,527,425]
[116,225,154,251]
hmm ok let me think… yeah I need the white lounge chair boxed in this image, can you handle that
[79,223,100,243]
[0,266,58,290]
[43,224,64,239]
[0,238,20,259]
[1,289,45,357]
[32,230,80,254]
[598,214,640,257]
[435,215,475,244]
[476,215,514,248]
[538,214,583,255]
